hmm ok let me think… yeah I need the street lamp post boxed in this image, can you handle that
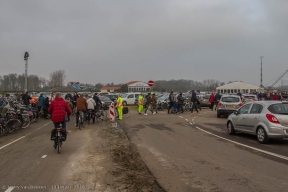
[260,56,264,88]
[24,52,29,92]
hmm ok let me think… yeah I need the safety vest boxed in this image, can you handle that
[116,97,123,107]
[138,95,144,105]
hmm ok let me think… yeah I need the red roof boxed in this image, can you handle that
[126,81,139,86]
[100,86,121,90]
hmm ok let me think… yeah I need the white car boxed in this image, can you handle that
[121,92,141,105]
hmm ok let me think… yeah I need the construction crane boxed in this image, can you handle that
[268,70,288,88]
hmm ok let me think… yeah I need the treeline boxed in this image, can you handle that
[153,79,225,92]
[0,70,67,91]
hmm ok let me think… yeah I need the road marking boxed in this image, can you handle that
[41,155,47,158]
[195,126,288,161]
[185,119,188,121]
[0,122,51,150]
[5,187,15,192]
[179,116,183,118]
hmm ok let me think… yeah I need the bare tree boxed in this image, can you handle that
[48,70,67,88]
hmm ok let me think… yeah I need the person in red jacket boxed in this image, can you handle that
[272,92,278,100]
[209,92,215,111]
[48,92,72,148]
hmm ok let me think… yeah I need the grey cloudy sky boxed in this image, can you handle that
[1,0,288,86]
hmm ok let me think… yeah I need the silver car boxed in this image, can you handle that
[217,95,243,118]
[227,101,288,143]
[242,94,258,103]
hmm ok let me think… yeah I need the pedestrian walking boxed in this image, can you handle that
[144,93,155,115]
[22,92,32,106]
[65,98,73,121]
[151,93,158,114]
[168,91,176,114]
[49,93,55,105]
[209,92,215,111]
[191,90,199,114]
[43,97,50,119]
[214,91,221,111]
[177,92,184,113]
[37,93,45,114]
[138,93,144,114]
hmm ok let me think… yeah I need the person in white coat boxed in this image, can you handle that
[87,95,96,110]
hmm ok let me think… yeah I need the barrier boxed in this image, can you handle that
[109,103,117,127]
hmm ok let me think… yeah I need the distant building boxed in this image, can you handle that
[100,86,121,93]
[216,82,264,94]
[126,81,150,92]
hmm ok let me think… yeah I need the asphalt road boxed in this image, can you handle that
[120,108,288,192]
[0,117,108,192]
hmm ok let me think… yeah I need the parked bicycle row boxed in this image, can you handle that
[0,97,40,136]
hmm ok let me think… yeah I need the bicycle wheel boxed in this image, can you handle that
[0,125,5,136]
[78,116,82,130]
[21,114,30,128]
[96,116,101,123]
[87,114,90,125]
[57,136,61,154]
[6,119,22,133]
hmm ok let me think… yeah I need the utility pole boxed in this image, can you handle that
[260,56,264,88]
[24,52,29,92]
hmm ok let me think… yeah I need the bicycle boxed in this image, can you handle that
[78,111,85,130]
[0,115,22,136]
[87,109,96,124]
[53,123,67,154]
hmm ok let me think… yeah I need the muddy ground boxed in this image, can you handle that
[69,121,164,192]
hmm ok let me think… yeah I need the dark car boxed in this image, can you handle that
[198,94,211,108]
[106,94,117,102]
[99,96,113,106]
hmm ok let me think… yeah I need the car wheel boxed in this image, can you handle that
[217,112,221,118]
[123,101,127,106]
[227,121,235,135]
[257,127,268,144]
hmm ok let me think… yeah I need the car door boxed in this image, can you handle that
[245,103,264,133]
[233,103,252,131]
[127,94,135,104]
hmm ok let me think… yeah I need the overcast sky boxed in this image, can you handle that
[1,0,288,86]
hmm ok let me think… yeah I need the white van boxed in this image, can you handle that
[121,92,141,105]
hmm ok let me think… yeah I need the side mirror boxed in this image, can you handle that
[233,111,238,115]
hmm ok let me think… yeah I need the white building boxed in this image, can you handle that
[216,82,264,94]
[127,81,151,92]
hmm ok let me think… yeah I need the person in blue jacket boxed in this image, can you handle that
[38,93,45,114]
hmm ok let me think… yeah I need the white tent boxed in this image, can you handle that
[216,82,264,94]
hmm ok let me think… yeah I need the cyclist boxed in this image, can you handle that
[93,93,102,110]
[72,92,79,111]
[48,92,72,149]
[87,95,96,120]
[76,93,87,126]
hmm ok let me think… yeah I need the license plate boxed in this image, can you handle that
[246,99,252,102]
[226,105,235,109]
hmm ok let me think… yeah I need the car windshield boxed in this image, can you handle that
[222,97,240,103]
[203,95,210,99]
[99,96,112,102]
[121,93,128,98]
[244,96,256,99]
[268,103,288,115]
